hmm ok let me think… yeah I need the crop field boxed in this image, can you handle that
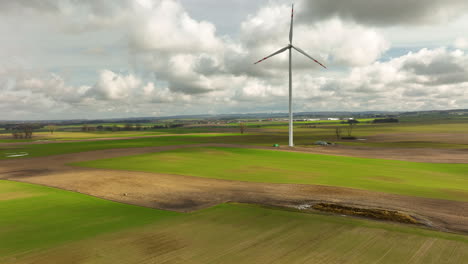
[1,118,467,263]
[2,120,468,160]
[1,180,467,264]
[75,147,468,201]
[0,180,179,260]
[0,134,237,159]
[0,129,210,142]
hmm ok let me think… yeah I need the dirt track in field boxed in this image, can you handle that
[366,132,468,144]
[1,143,467,235]
[278,144,468,163]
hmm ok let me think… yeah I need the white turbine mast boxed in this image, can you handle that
[254,4,326,147]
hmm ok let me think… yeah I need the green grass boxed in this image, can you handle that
[0,132,330,160]
[1,180,467,263]
[0,180,179,257]
[3,120,468,160]
[1,129,467,161]
[75,147,468,201]
[0,134,238,160]
[1,129,212,142]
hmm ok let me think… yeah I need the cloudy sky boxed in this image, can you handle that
[1,0,468,120]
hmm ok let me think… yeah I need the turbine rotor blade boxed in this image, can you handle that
[253,46,290,64]
[289,4,294,44]
[292,45,327,69]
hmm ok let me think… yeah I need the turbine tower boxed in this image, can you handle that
[254,4,326,147]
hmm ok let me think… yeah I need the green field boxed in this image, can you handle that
[0,129,210,142]
[2,119,468,158]
[75,147,468,201]
[1,180,467,263]
[0,180,179,258]
[0,134,237,159]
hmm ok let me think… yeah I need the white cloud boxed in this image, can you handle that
[455,37,468,49]
[240,5,389,69]
[129,0,222,53]
[1,0,468,120]
[91,70,141,100]
[319,48,468,110]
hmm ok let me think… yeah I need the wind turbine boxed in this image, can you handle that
[254,4,326,147]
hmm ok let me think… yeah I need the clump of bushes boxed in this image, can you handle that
[11,125,34,139]
[373,118,399,123]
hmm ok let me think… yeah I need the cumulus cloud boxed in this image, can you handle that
[455,37,468,49]
[0,67,196,119]
[239,4,389,70]
[90,70,141,100]
[321,48,468,110]
[128,0,222,53]
[1,0,468,119]
[300,0,468,26]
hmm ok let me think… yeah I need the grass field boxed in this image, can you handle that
[0,180,179,258]
[75,147,468,201]
[1,180,467,264]
[2,119,468,157]
[0,134,238,159]
[0,129,210,142]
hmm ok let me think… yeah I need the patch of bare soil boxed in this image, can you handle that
[366,133,468,144]
[311,203,419,224]
[1,144,467,234]
[278,144,468,163]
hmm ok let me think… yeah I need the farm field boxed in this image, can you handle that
[0,134,237,159]
[2,120,468,161]
[1,180,467,264]
[0,180,179,261]
[0,129,211,143]
[1,118,468,263]
[4,0,468,261]
[75,147,468,201]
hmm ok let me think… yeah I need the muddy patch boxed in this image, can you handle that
[154,198,205,212]
[3,169,50,178]
[441,189,468,201]
[311,203,419,224]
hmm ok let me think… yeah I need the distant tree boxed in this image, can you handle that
[112,124,118,132]
[335,127,342,140]
[46,125,56,134]
[135,123,142,131]
[12,131,20,139]
[124,123,133,131]
[96,125,104,130]
[81,125,89,132]
[373,118,399,123]
[346,120,357,137]
[12,125,33,139]
[239,122,246,134]
[23,125,33,138]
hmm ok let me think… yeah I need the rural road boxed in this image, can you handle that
[1,143,468,235]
